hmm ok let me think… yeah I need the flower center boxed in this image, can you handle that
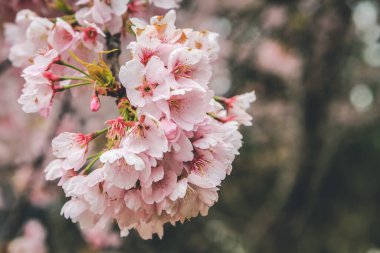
[169,98,182,111]
[189,155,209,175]
[140,49,155,65]
[106,117,128,143]
[137,79,158,97]
[62,29,73,42]
[75,134,89,145]
[83,27,98,43]
[132,116,150,138]
[173,62,192,80]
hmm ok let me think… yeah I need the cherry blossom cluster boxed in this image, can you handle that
[5,7,107,116]
[75,0,181,34]
[4,1,255,240]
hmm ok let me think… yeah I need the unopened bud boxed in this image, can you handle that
[90,94,101,112]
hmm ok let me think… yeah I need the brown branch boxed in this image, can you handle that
[106,32,121,78]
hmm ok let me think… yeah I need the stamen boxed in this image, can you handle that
[172,61,193,80]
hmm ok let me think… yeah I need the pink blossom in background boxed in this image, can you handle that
[7,220,47,253]
[220,0,260,10]
[11,165,34,194]
[81,224,121,250]
[29,170,58,207]
[4,10,53,68]
[0,67,54,165]
[255,39,302,80]
[261,6,288,30]
[0,0,47,29]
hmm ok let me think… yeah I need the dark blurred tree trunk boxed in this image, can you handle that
[0,60,11,75]
[259,1,352,252]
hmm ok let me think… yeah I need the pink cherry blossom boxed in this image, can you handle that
[141,165,177,204]
[167,47,212,90]
[127,35,162,66]
[60,171,120,230]
[158,88,213,131]
[121,115,169,158]
[26,17,53,45]
[61,198,97,229]
[23,49,59,77]
[135,218,166,240]
[119,56,169,108]
[75,0,128,35]
[160,118,180,142]
[171,131,194,162]
[186,30,220,62]
[100,149,145,190]
[52,132,91,170]
[177,186,219,221]
[225,91,256,126]
[45,159,65,181]
[80,21,105,52]
[48,18,78,53]
[17,48,61,117]
[106,117,128,145]
[5,10,53,67]
[18,75,54,117]
[186,149,226,188]
[149,10,180,43]
[75,0,113,25]
[149,0,181,9]
[169,178,188,201]
[124,189,143,211]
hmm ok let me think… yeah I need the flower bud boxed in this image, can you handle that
[90,94,101,112]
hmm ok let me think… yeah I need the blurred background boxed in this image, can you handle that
[1,0,380,252]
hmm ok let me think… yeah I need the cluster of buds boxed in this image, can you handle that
[4,1,255,240]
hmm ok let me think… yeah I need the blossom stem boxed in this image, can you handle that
[59,76,92,82]
[91,128,109,140]
[214,96,226,102]
[60,14,76,22]
[207,112,226,123]
[87,151,104,160]
[56,61,93,79]
[82,153,102,174]
[56,82,92,91]
[125,104,138,121]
